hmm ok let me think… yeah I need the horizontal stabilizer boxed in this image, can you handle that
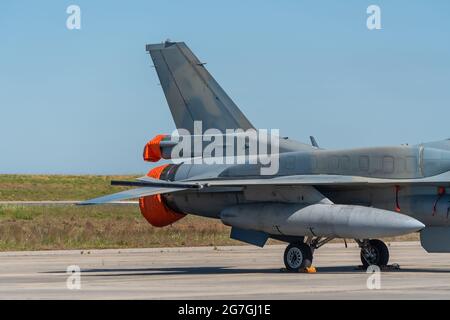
[78,186,186,205]
[0,200,138,206]
[112,178,201,189]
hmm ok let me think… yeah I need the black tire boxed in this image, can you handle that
[360,239,389,268]
[283,242,313,272]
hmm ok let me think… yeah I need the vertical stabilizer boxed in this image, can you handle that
[146,41,254,133]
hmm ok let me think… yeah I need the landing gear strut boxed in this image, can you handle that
[357,239,390,268]
[283,238,391,271]
[283,237,334,272]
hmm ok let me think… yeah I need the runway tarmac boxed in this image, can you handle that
[1,241,450,299]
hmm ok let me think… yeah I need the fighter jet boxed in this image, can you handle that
[82,41,450,271]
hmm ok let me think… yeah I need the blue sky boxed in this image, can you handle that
[1,1,449,174]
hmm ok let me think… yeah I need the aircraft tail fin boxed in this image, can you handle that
[146,41,254,133]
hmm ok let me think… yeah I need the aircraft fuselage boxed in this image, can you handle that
[164,143,450,229]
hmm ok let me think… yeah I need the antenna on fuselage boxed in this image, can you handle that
[310,136,319,148]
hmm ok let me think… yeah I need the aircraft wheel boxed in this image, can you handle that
[284,242,313,272]
[360,239,389,268]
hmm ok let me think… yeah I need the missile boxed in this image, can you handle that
[221,203,425,239]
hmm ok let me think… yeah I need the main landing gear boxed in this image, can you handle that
[283,242,313,271]
[356,239,390,268]
[283,237,334,272]
[283,238,390,272]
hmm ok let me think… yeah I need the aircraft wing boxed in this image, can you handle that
[119,171,450,189]
[191,171,450,187]
[78,186,187,205]
[80,170,450,205]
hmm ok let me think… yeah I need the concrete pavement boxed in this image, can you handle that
[1,242,450,299]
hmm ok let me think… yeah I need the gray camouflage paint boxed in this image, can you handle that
[166,144,450,226]
[85,41,450,251]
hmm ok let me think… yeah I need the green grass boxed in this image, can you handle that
[0,174,138,201]
[0,174,239,251]
[0,205,238,251]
